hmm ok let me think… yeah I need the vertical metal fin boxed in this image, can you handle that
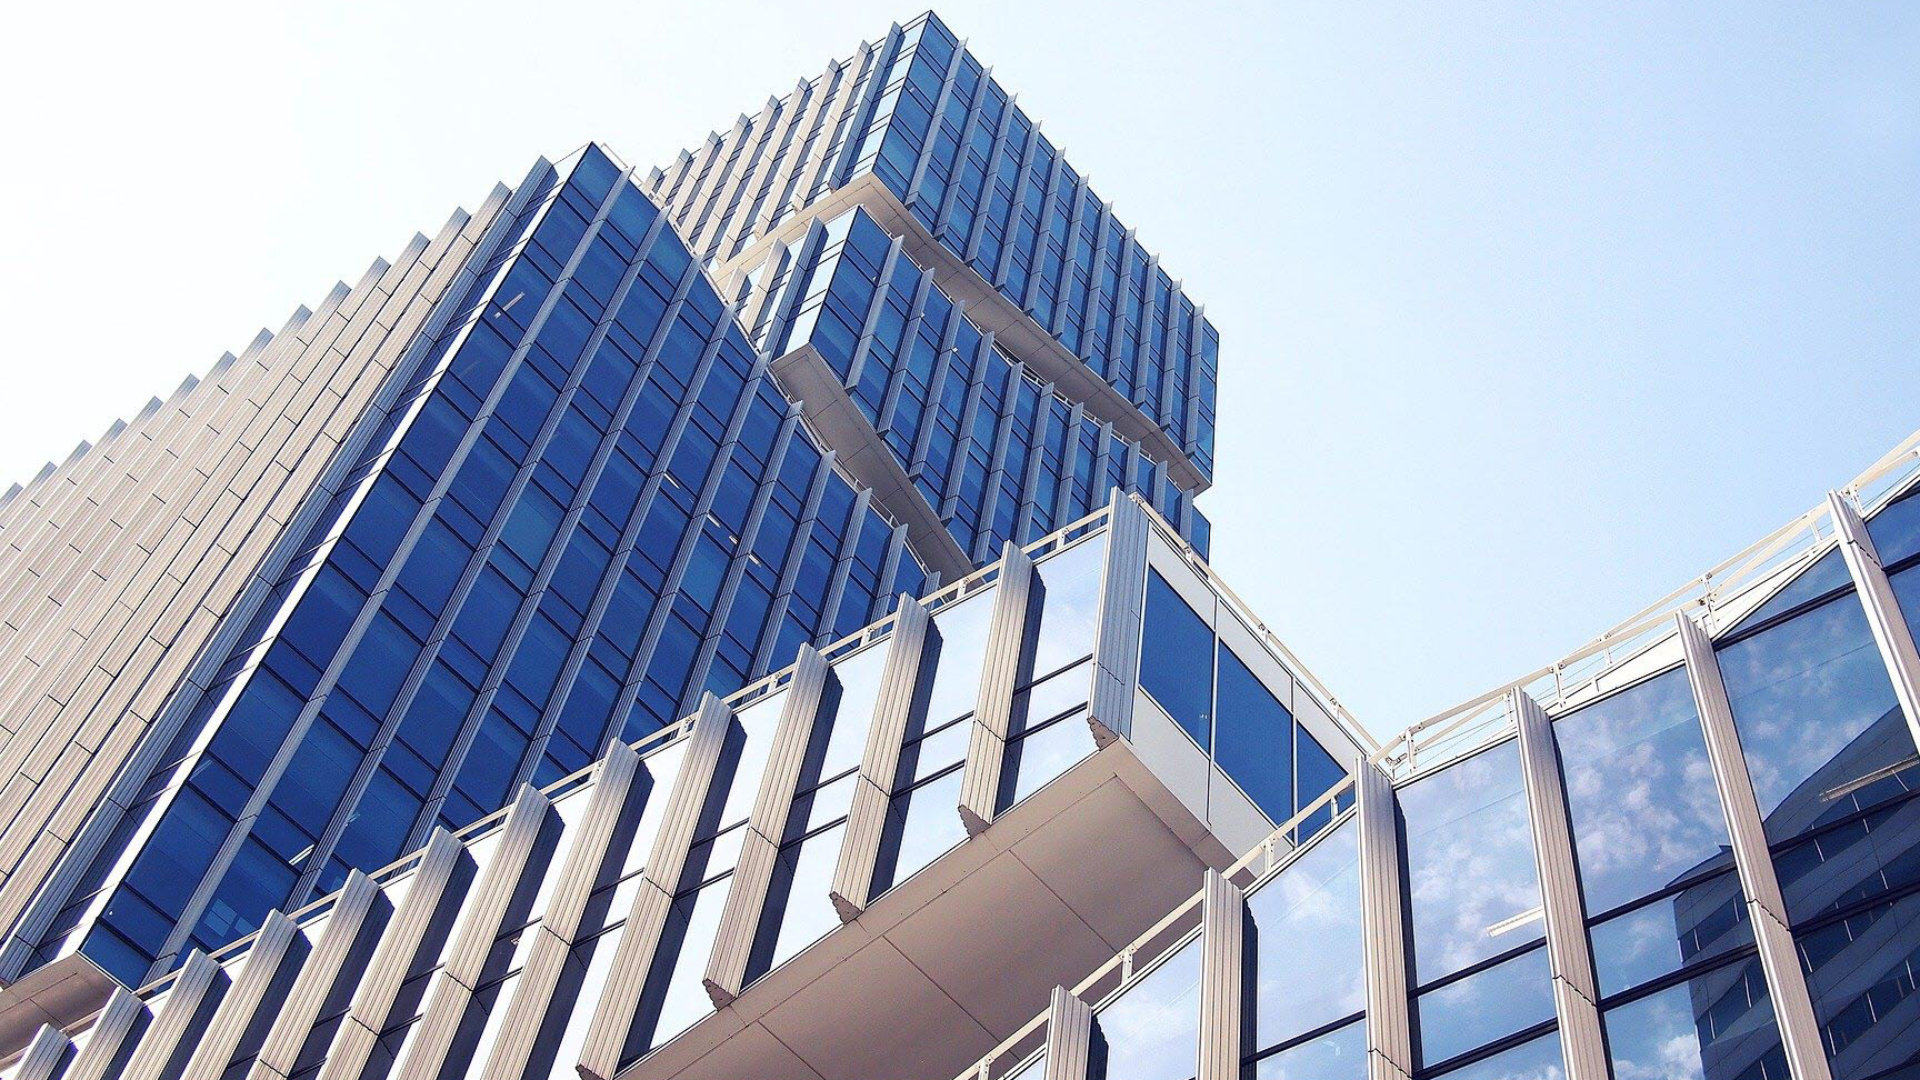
[1677,613,1834,1080]
[1510,690,1608,1080]
[1089,491,1147,746]
[959,542,1037,835]
[1356,759,1413,1080]
[830,597,930,920]
[1197,869,1246,1080]
[1041,984,1095,1080]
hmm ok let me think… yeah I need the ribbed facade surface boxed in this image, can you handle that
[0,188,515,987]
[646,10,1217,486]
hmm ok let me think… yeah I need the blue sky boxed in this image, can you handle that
[2,1,1914,736]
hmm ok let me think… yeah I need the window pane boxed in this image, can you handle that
[1413,947,1554,1069]
[1030,533,1107,677]
[1588,871,1752,998]
[1728,549,1853,634]
[1141,569,1212,750]
[1250,1017,1366,1080]
[1093,938,1200,1080]
[1604,963,1786,1080]
[921,591,998,729]
[1426,1030,1563,1080]
[1717,593,1911,843]
[1400,741,1543,984]
[1249,821,1365,1051]
[1556,668,1732,915]
[810,642,891,786]
[1216,643,1293,822]
[748,820,847,981]
[873,767,967,894]
[998,709,1099,813]
[1799,891,1920,1080]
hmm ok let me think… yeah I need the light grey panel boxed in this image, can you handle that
[476,743,642,1080]
[1089,492,1147,746]
[59,986,145,1080]
[1197,870,1245,1080]
[1041,984,1094,1080]
[177,911,302,1080]
[959,542,1037,836]
[704,647,830,1005]
[576,694,732,1080]
[120,951,226,1080]
[314,829,470,1080]
[250,870,385,1079]
[13,1023,71,1080]
[392,786,557,1080]
[831,597,930,920]
[1356,760,1411,1080]
[1509,691,1607,1080]
[1677,613,1833,1080]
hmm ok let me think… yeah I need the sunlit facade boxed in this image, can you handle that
[2,10,1919,1080]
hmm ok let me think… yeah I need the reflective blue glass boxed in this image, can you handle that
[1729,549,1853,634]
[1093,937,1200,1080]
[1248,820,1365,1051]
[1250,1017,1365,1080]
[1413,947,1553,1069]
[1425,1031,1562,1080]
[1141,569,1212,750]
[1798,891,1920,1079]
[1604,964,1786,1080]
[1400,742,1542,984]
[1588,871,1752,998]
[1555,668,1732,915]
[1717,592,1911,842]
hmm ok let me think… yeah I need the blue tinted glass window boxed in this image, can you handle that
[1729,548,1854,634]
[1717,592,1910,842]
[1868,489,1920,570]
[1603,963,1786,1080]
[1556,668,1732,915]
[1141,569,1212,750]
[1799,891,1920,1079]
[873,767,967,894]
[1092,937,1200,1080]
[1249,820,1365,1051]
[747,820,846,981]
[1216,643,1293,821]
[1588,872,1752,998]
[1413,947,1553,1068]
[1425,1030,1562,1080]
[919,591,997,730]
[1399,741,1542,984]
[996,707,1098,813]
[1250,1017,1365,1080]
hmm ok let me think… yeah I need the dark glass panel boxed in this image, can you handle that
[1141,569,1212,750]
[1215,643,1293,822]
[1603,963,1787,1080]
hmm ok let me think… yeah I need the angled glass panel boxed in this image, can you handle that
[1092,937,1200,1080]
[1029,533,1107,678]
[1424,1029,1562,1080]
[1869,487,1920,571]
[807,642,891,788]
[1555,668,1733,915]
[997,707,1099,813]
[920,590,998,731]
[1728,548,1853,635]
[1797,890,1920,1080]
[1400,741,1543,985]
[872,766,967,895]
[1215,642,1293,822]
[747,820,847,981]
[1603,961,1786,1080]
[1717,592,1912,843]
[1248,820,1364,1053]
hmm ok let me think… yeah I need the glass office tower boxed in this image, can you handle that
[4,12,1920,1080]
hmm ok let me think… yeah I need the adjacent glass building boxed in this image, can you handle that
[0,12,1918,1080]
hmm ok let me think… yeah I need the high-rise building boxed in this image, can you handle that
[1,11,1919,1080]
